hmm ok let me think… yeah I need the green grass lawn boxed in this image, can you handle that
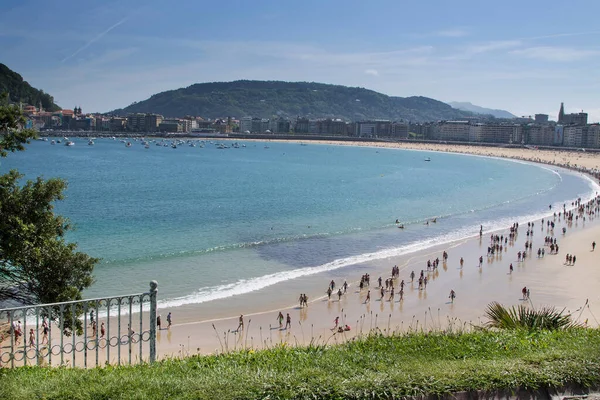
[1,329,599,400]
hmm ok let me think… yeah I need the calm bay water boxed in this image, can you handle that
[1,139,594,309]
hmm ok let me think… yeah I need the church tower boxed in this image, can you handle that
[558,102,565,123]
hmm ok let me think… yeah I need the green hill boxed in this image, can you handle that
[0,63,61,111]
[111,80,472,122]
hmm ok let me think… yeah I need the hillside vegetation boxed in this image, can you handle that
[0,63,60,111]
[1,329,599,399]
[112,80,473,122]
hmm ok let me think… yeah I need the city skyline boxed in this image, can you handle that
[1,0,600,121]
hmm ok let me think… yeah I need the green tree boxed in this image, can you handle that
[0,98,98,306]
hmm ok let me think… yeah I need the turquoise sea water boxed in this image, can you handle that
[1,139,595,310]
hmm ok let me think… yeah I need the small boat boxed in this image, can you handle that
[65,141,75,146]
[264,146,270,149]
[50,140,56,145]
[57,139,61,144]
[88,140,95,146]
[424,157,431,162]
[171,143,177,149]
[126,142,132,147]
[145,144,150,149]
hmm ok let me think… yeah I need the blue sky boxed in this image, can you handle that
[1,0,600,121]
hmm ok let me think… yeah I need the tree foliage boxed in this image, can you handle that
[0,102,97,306]
[0,63,61,112]
[112,80,473,122]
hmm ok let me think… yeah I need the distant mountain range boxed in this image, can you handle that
[111,80,475,122]
[0,63,61,111]
[448,102,516,119]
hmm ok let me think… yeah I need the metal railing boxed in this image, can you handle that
[0,281,157,368]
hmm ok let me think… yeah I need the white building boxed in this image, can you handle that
[563,125,585,147]
[469,124,522,144]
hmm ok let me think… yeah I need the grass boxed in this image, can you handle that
[1,329,599,399]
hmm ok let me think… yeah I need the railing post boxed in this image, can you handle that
[149,280,158,364]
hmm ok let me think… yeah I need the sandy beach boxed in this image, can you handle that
[155,203,600,358]
[2,142,600,367]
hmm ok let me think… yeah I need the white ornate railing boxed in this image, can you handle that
[0,281,157,368]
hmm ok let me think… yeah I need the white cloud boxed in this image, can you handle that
[510,46,600,62]
[364,69,379,76]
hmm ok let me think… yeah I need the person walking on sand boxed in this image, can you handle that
[410,270,415,282]
[509,263,513,274]
[593,241,596,251]
[343,281,348,293]
[522,286,528,300]
[380,287,385,300]
[28,328,35,347]
[449,290,456,303]
[479,256,483,267]
[100,322,105,338]
[166,312,172,328]
[157,315,162,330]
[572,255,577,265]
[285,313,291,330]
[41,321,49,345]
[365,290,371,303]
[333,316,340,329]
[277,312,284,328]
[389,287,395,302]
[237,315,244,331]
[460,257,464,268]
[327,287,332,300]
[337,288,343,301]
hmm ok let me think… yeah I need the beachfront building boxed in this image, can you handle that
[110,117,127,131]
[524,124,555,146]
[269,117,291,134]
[391,122,409,138]
[558,102,588,126]
[433,121,470,141]
[562,125,600,148]
[316,118,348,135]
[125,113,164,132]
[354,120,392,137]
[158,119,183,133]
[468,123,522,144]
[239,117,252,133]
[563,125,586,148]
[586,124,600,148]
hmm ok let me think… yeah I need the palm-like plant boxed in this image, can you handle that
[485,302,581,331]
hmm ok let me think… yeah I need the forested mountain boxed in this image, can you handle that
[0,63,60,111]
[112,81,472,122]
